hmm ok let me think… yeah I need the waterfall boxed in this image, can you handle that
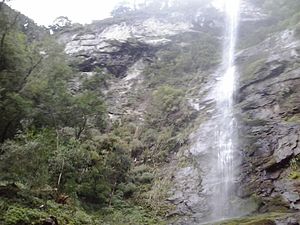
[211,0,241,220]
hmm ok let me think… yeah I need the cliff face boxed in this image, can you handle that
[237,28,300,212]
[57,15,193,77]
[56,7,222,124]
[57,1,300,224]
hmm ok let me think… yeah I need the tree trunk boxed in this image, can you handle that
[75,116,87,140]
[57,158,64,189]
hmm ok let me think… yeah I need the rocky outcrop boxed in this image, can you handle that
[57,16,193,77]
[237,29,300,212]
[167,3,300,224]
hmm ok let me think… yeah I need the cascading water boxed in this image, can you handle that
[211,0,241,220]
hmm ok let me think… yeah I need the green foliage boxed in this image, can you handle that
[145,32,220,87]
[289,171,300,180]
[131,85,193,163]
[0,130,55,188]
[213,212,291,225]
[76,135,132,206]
[118,182,137,198]
[82,67,112,91]
[0,6,49,140]
[71,91,107,138]
[240,0,300,48]
[290,156,300,170]
[3,205,45,225]
[136,172,154,184]
[288,155,300,180]
[100,204,165,225]
[0,3,218,224]
[0,4,108,142]
[0,195,105,225]
[146,86,188,128]
[261,0,300,20]
[0,130,134,208]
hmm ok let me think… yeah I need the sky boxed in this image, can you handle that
[8,0,225,27]
[9,0,124,26]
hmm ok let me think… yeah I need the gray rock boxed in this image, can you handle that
[236,20,300,211]
[58,17,192,77]
[282,192,300,203]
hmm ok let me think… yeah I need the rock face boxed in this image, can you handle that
[168,3,300,224]
[237,28,300,212]
[58,16,192,77]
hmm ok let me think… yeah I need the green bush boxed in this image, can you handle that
[101,206,165,225]
[3,205,45,225]
[137,172,154,184]
[146,85,190,129]
[118,182,138,198]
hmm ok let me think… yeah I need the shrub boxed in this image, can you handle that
[3,205,45,225]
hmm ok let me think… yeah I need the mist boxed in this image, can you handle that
[9,0,224,26]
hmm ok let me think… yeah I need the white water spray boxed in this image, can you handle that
[211,0,241,220]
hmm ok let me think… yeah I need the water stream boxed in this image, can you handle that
[211,0,241,220]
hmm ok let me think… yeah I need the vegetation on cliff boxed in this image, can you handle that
[1,0,300,224]
[0,1,221,224]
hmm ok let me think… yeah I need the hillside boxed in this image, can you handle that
[1,0,300,224]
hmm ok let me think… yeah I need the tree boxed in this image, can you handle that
[0,0,11,12]
[70,91,106,139]
[111,5,131,17]
[172,0,211,17]
[0,10,41,141]
[49,16,72,32]
[0,130,55,188]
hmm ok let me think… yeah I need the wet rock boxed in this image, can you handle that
[236,24,300,212]
[282,192,300,203]
[237,179,261,198]
[267,170,282,180]
[274,133,299,164]
[276,217,300,225]
[259,181,274,196]
[287,218,300,225]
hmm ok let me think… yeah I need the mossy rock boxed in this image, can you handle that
[289,171,300,180]
[240,58,267,83]
[219,213,291,225]
[242,219,276,225]
[223,219,275,225]
[262,196,290,213]
[221,219,274,225]
[285,114,300,123]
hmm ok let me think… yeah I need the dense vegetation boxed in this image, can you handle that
[2,0,300,223]
[0,0,223,223]
[0,3,160,225]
